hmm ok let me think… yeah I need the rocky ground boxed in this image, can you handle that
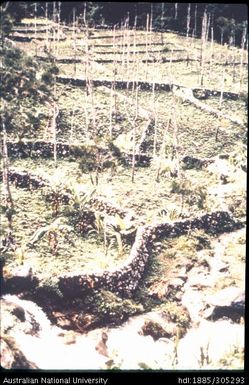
[1,221,245,370]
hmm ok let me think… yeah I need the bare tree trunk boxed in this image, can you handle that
[45,2,49,53]
[210,16,214,71]
[57,1,61,57]
[173,85,244,126]
[52,102,59,164]
[83,1,87,30]
[126,27,131,81]
[132,21,137,93]
[219,46,229,109]
[98,85,152,120]
[169,48,173,86]
[121,21,125,82]
[34,2,37,56]
[174,3,178,20]
[126,12,131,81]
[109,85,113,139]
[239,23,247,93]
[232,53,236,84]
[52,1,56,56]
[73,7,77,76]
[122,16,129,86]
[172,107,181,178]
[149,4,153,46]
[220,29,224,46]
[156,117,170,183]
[109,27,118,138]
[51,2,58,164]
[85,34,89,95]
[113,25,117,121]
[152,80,158,159]
[191,4,197,38]
[1,116,14,245]
[145,13,149,81]
[160,3,165,44]
[200,9,208,86]
[1,123,13,211]
[131,85,139,183]
[206,14,213,83]
[205,12,210,43]
[186,3,191,39]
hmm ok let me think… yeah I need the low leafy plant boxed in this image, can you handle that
[84,289,144,325]
[160,302,191,332]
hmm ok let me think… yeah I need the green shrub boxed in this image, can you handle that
[161,302,191,330]
[90,290,144,324]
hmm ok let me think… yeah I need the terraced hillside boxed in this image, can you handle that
[1,14,247,372]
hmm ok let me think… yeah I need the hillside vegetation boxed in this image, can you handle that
[0,3,247,372]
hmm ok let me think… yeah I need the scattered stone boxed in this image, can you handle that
[176,319,244,369]
[182,155,214,170]
[203,287,245,322]
[206,287,245,307]
[95,331,109,357]
[0,336,38,369]
[140,320,173,341]
[181,286,207,322]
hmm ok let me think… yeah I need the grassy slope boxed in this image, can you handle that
[2,20,246,300]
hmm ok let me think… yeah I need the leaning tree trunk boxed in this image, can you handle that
[172,85,244,127]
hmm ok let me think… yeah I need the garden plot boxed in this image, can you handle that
[60,83,246,153]
[6,137,246,226]
[11,24,248,94]
[6,78,246,166]
[0,174,133,285]
[1,10,247,371]
[4,19,247,310]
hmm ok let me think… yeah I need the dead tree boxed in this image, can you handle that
[52,102,59,164]
[45,2,49,52]
[186,3,191,39]
[34,2,38,56]
[171,106,181,178]
[73,7,77,76]
[200,9,208,86]
[239,23,247,93]
[109,25,118,138]
[1,116,14,247]
[172,85,244,127]
[152,81,158,158]
[192,4,197,38]
[160,3,165,44]
[145,13,150,81]
[174,3,178,20]
[132,85,139,183]
[155,117,171,183]
[219,46,229,109]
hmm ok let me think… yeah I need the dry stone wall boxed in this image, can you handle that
[58,211,242,298]
[1,170,243,299]
[6,141,152,167]
[57,76,241,100]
